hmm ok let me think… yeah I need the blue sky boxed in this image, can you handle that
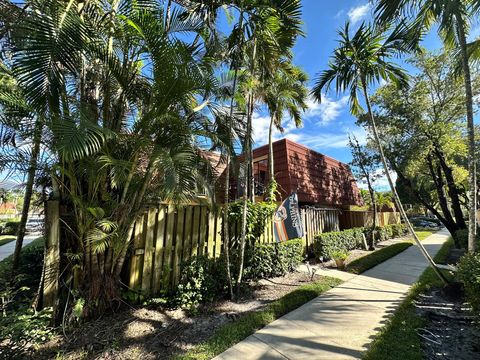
[251,1,445,169]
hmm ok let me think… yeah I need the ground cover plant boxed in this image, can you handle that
[0,237,51,358]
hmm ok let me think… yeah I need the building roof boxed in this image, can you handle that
[252,138,363,207]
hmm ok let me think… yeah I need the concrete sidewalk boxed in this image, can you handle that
[214,229,450,360]
[0,233,40,261]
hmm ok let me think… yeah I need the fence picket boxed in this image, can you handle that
[141,208,157,294]
[152,206,166,294]
[198,207,207,256]
[162,205,175,288]
[171,207,185,288]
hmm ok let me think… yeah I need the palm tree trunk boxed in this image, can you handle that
[361,78,447,284]
[222,10,245,300]
[236,91,253,296]
[367,182,376,249]
[456,17,477,253]
[267,114,275,200]
[10,120,42,278]
[237,35,257,296]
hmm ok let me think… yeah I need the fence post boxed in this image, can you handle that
[43,201,60,314]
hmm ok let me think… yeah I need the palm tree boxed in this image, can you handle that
[234,0,304,296]
[4,0,234,313]
[374,0,477,252]
[312,22,447,283]
[262,61,308,201]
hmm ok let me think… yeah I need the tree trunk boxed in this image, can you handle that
[11,120,42,278]
[426,153,457,235]
[368,185,376,249]
[457,17,477,253]
[237,37,257,296]
[267,114,275,201]
[361,77,447,284]
[236,91,253,296]
[221,10,245,300]
[433,146,467,230]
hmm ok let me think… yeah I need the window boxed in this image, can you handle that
[253,158,268,196]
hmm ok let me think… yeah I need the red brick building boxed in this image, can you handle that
[206,139,363,208]
[250,139,363,207]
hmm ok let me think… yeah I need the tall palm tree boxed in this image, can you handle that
[262,61,308,201]
[312,22,447,283]
[234,0,304,296]
[375,0,477,252]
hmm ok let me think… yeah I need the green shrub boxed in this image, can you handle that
[313,228,365,259]
[457,252,480,315]
[0,221,20,235]
[245,239,303,280]
[390,224,407,237]
[175,255,228,310]
[454,229,480,249]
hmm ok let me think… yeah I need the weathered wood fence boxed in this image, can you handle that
[42,203,401,299]
[301,207,339,249]
[127,205,340,295]
[339,210,401,229]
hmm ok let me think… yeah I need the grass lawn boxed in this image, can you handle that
[346,242,413,274]
[174,276,342,360]
[363,237,454,360]
[414,230,434,241]
[345,230,435,275]
[0,235,16,246]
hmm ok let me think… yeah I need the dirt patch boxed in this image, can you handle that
[414,286,480,359]
[414,249,479,359]
[35,271,328,360]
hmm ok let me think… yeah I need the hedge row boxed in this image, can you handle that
[245,239,303,280]
[313,224,407,259]
[174,239,304,310]
[0,221,20,235]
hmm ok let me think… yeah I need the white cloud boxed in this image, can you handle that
[304,94,349,125]
[347,3,371,25]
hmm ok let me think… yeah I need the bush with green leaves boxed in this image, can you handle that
[390,223,407,237]
[175,255,228,310]
[454,229,480,249]
[244,239,303,280]
[227,201,277,243]
[0,220,20,235]
[457,252,480,316]
[313,228,365,259]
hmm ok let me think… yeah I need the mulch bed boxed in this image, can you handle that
[35,271,326,360]
[415,248,480,359]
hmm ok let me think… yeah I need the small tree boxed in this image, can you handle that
[348,135,381,248]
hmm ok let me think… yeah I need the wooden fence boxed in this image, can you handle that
[339,210,400,230]
[127,205,340,295]
[301,207,339,250]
